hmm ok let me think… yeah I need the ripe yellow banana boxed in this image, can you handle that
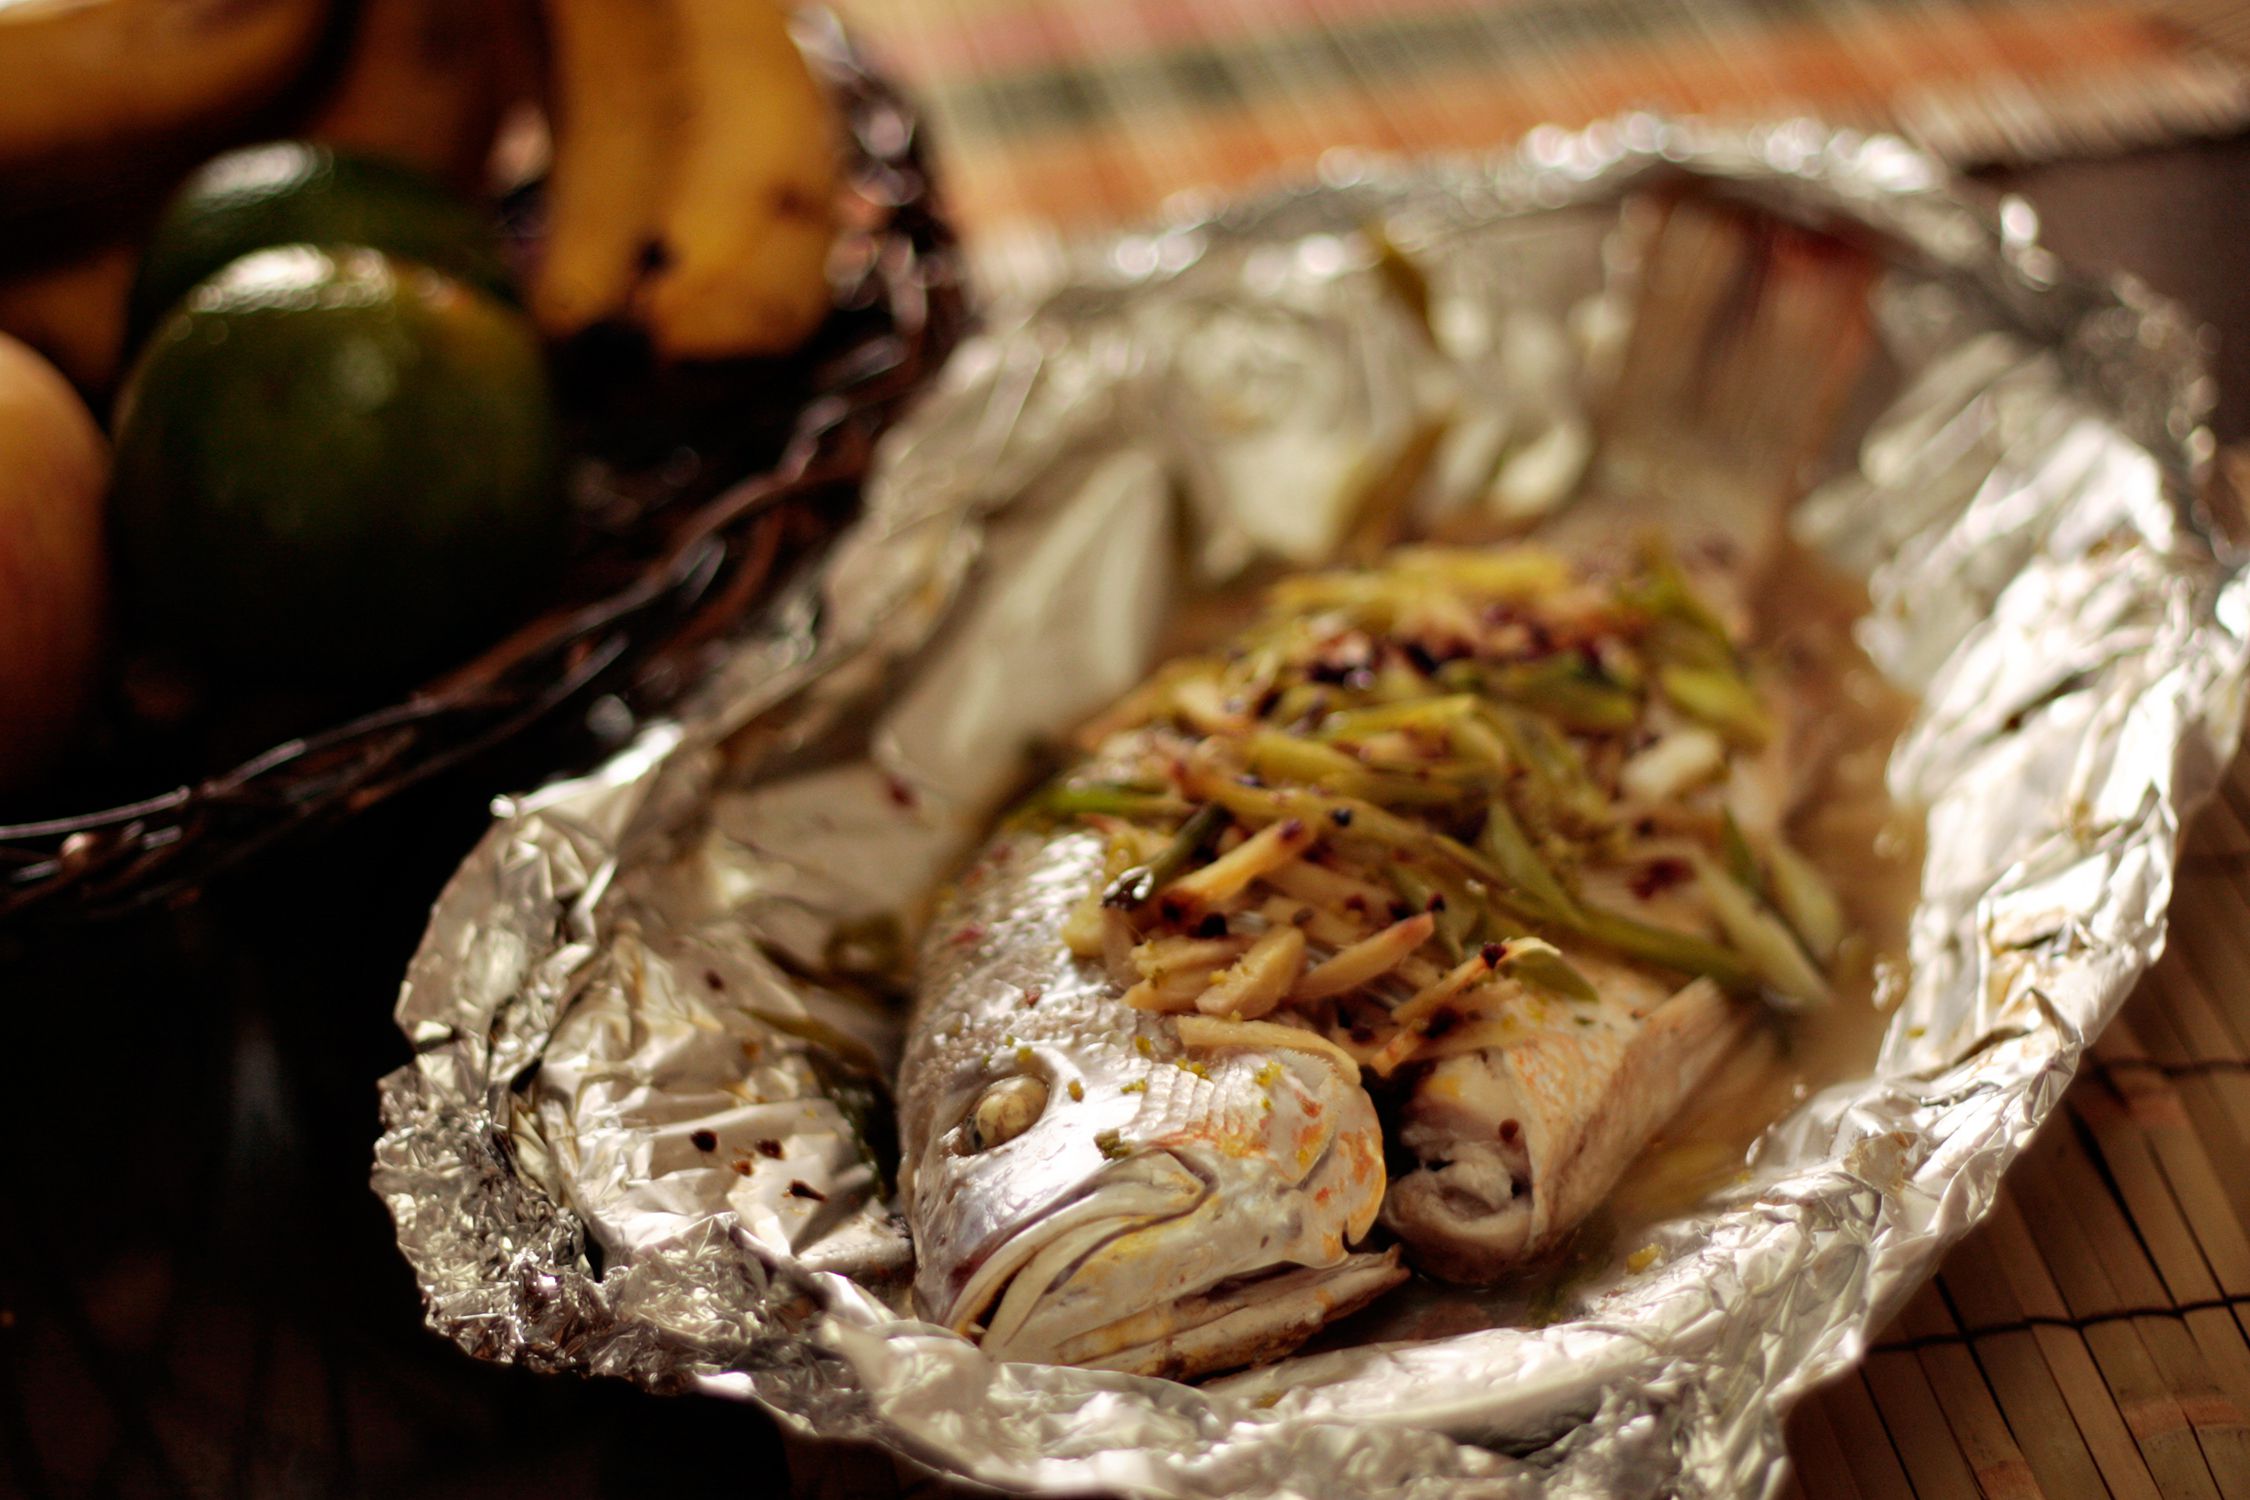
[0,0,332,186]
[640,0,838,359]
[531,0,837,358]
[530,0,683,338]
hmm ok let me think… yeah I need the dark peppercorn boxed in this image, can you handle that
[1631,858,1693,900]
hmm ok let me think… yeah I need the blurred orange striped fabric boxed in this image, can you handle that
[833,0,2250,236]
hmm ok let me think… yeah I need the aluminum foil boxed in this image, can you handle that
[375,116,2249,1498]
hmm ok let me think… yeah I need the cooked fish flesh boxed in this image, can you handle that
[898,538,1845,1374]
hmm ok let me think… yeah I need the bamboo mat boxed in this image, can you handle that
[1776,747,2250,1500]
[832,0,2250,240]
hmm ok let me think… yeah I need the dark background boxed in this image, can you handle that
[4,140,2247,1500]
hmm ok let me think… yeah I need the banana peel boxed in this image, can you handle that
[0,0,333,210]
[641,0,838,359]
[305,0,525,191]
[0,332,107,791]
[532,0,685,337]
[0,242,135,396]
[532,0,839,360]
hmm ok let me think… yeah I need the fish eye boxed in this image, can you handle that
[961,1074,1049,1153]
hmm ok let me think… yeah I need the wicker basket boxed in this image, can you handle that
[0,32,969,925]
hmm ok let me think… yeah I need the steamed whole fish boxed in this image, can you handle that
[898,538,1846,1378]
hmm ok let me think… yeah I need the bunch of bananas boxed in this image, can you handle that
[0,0,846,792]
[0,0,842,389]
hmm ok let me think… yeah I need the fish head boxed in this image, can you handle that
[904,1014,1400,1378]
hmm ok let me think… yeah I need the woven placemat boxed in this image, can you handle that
[832,0,2250,239]
[1778,738,2250,1500]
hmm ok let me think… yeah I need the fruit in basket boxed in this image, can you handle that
[528,0,678,340]
[128,141,514,345]
[0,241,137,394]
[303,0,522,190]
[533,0,839,360]
[0,0,333,210]
[0,333,108,789]
[642,0,840,359]
[111,245,561,677]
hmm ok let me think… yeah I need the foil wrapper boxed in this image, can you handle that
[376,117,2248,1497]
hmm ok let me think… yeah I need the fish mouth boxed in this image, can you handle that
[934,1148,1213,1346]
[1382,1053,1541,1281]
[1005,1251,1406,1380]
[933,1144,1404,1380]
[1382,1140,1537,1280]
[1381,977,1752,1282]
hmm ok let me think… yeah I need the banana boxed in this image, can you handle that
[305,0,521,190]
[639,0,838,359]
[0,0,333,200]
[530,0,683,338]
[0,241,135,395]
[0,332,108,791]
[531,0,838,358]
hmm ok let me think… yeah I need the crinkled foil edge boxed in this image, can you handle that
[375,116,2249,1499]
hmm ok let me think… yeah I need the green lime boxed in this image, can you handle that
[112,244,563,677]
[129,141,513,344]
